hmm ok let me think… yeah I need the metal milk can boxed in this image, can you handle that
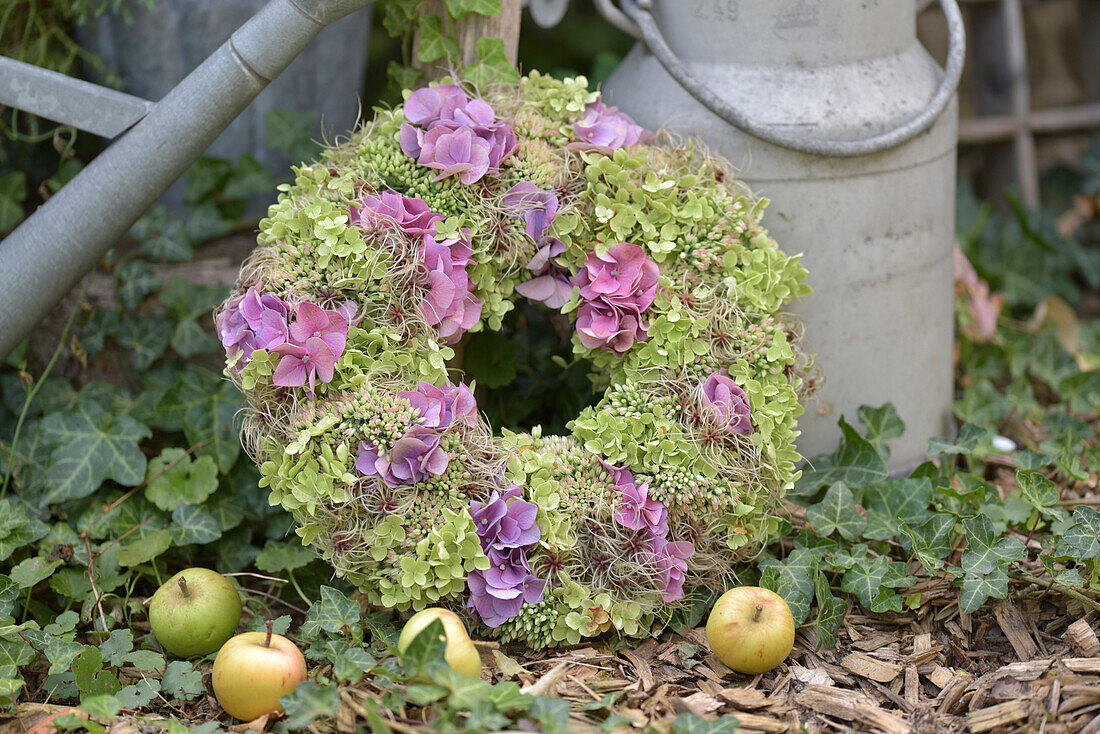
[599,0,965,471]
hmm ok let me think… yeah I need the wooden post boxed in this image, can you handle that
[414,0,522,81]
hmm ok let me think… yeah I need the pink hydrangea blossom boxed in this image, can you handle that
[572,243,659,356]
[355,426,449,487]
[419,230,482,344]
[349,190,443,238]
[602,458,693,603]
[954,245,1002,344]
[272,337,338,394]
[700,372,753,435]
[570,100,650,154]
[398,380,477,429]
[399,85,516,185]
[503,181,559,243]
[652,538,694,603]
[575,242,658,308]
[288,302,348,357]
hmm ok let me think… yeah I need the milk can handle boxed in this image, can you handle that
[610,0,966,157]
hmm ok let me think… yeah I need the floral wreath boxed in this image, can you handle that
[216,73,811,648]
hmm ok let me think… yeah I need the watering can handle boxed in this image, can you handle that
[607,0,965,158]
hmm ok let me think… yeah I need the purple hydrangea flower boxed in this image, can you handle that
[349,190,444,238]
[466,485,545,627]
[398,380,477,429]
[419,230,482,344]
[503,181,559,243]
[269,301,349,396]
[470,489,540,551]
[399,85,516,185]
[218,284,291,365]
[466,568,546,628]
[700,372,753,435]
[570,100,650,154]
[573,243,659,356]
[355,425,449,487]
[614,477,668,539]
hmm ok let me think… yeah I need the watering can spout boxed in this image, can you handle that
[0,0,377,360]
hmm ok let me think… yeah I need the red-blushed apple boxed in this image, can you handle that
[149,567,242,658]
[706,586,796,675]
[212,620,308,721]
[397,608,482,678]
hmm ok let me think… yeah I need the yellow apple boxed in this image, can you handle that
[397,608,482,678]
[706,586,796,674]
[212,621,308,721]
[149,567,242,658]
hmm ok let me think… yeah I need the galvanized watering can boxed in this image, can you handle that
[0,0,377,359]
[599,0,966,470]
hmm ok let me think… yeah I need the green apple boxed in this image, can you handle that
[149,567,242,658]
[706,586,796,675]
[397,608,482,678]
[212,621,307,721]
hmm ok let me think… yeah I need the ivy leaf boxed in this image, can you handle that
[161,661,204,700]
[117,678,160,708]
[115,261,162,310]
[80,694,122,720]
[959,567,1010,614]
[857,403,905,460]
[10,557,62,588]
[117,316,172,370]
[840,552,912,609]
[116,529,173,567]
[399,618,448,677]
[928,423,989,456]
[280,681,340,729]
[758,548,815,625]
[900,513,955,573]
[862,478,933,541]
[671,713,741,734]
[145,448,219,511]
[530,696,571,734]
[72,646,122,697]
[0,501,49,561]
[382,0,422,36]
[245,615,292,636]
[157,368,241,472]
[123,650,166,671]
[170,505,222,545]
[29,633,84,676]
[265,109,320,165]
[416,15,459,64]
[813,570,845,651]
[961,517,1025,575]
[1016,470,1065,521]
[463,38,520,86]
[334,647,377,683]
[1055,507,1100,560]
[300,586,360,639]
[255,540,315,574]
[0,576,19,619]
[796,417,887,495]
[805,482,865,541]
[98,629,134,667]
[445,0,501,18]
[223,154,276,200]
[39,400,151,503]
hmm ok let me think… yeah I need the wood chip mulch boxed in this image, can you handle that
[488,596,1100,734]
